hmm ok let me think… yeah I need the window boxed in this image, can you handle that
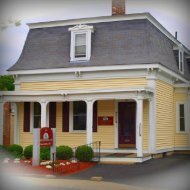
[178,50,184,74]
[75,33,86,58]
[33,102,41,129]
[176,102,187,133]
[73,101,86,131]
[69,24,94,62]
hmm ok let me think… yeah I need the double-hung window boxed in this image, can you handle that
[69,24,93,62]
[75,33,87,58]
[176,102,187,133]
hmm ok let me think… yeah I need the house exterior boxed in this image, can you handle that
[0,1,190,165]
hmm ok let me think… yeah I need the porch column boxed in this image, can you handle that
[0,102,4,145]
[13,103,19,144]
[86,99,94,145]
[136,98,143,157]
[32,101,48,166]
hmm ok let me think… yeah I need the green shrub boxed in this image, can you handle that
[7,144,23,157]
[24,145,33,159]
[56,145,73,160]
[40,147,50,160]
[75,145,94,162]
[24,145,50,160]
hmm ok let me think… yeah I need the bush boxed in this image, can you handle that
[24,145,50,160]
[24,145,33,159]
[40,147,50,160]
[75,145,94,162]
[7,144,23,157]
[56,146,73,160]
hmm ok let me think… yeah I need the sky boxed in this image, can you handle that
[0,0,190,75]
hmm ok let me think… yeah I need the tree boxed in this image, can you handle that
[0,75,14,91]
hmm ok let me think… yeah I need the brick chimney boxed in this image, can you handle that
[112,0,125,15]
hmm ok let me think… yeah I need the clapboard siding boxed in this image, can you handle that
[93,100,115,149]
[143,100,149,151]
[174,90,188,147]
[156,80,174,150]
[20,77,147,91]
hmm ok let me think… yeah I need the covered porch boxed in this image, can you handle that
[0,87,154,165]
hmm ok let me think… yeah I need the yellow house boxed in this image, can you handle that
[0,2,190,165]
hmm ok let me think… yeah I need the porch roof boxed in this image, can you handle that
[0,87,153,103]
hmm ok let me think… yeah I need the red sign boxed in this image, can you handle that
[98,116,114,125]
[40,127,53,147]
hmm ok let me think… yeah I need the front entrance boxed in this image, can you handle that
[118,102,136,148]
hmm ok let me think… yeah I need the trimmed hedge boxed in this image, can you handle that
[24,145,50,160]
[75,145,94,162]
[7,144,23,157]
[40,147,50,160]
[24,145,33,159]
[56,145,73,160]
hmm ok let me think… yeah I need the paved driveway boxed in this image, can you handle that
[65,153,190,190]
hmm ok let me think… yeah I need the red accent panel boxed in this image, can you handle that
[49,102,56,128]
[98,116,113,125]
[24,102,30,132]
[62,102,69,132]
[40,127,53,147]
[93,101,98,132]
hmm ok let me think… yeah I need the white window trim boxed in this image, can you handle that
[69,24,93,62]
[178,50,184,74]
[69,101,86,133]
[176,102,188,133]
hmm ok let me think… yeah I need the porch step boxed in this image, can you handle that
[100,153,152,163]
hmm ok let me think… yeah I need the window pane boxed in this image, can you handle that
[34,116,41,128]
[179,104,184,117]
[73,101,86,130]
[34,102,41,115]
[180,118,185,131]
[75,34,86,46]
[75,45,86,57]
[73,116,86,130]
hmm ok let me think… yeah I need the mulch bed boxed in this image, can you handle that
[2,159,95,176]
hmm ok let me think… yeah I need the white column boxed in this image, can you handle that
[0,102,4,145]
[147,75,157,154]
[13,103,19,144]
[86,100,94,145]
[40,101,48,128]
[32,128,40,166]
[33,101,48,166]
[51,128,56,161]
[136,98,143,157]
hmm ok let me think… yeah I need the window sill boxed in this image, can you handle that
[176,131,188,134]
[69,130,86,134]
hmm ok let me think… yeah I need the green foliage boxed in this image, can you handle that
[7,144,23,157]
[56,145,73,160]
[24,145,33,159]
[75,145,94,162]
[24,145,50,160]
[40,147,50,160]
[0,75,14,91]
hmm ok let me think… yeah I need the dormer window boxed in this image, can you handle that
[174,47,185,74]
[69,24,94,62]
[179,50,184,74]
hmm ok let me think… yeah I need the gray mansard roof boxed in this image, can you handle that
[8,13,190,80]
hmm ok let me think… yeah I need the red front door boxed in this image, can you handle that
[118,102,136,148]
